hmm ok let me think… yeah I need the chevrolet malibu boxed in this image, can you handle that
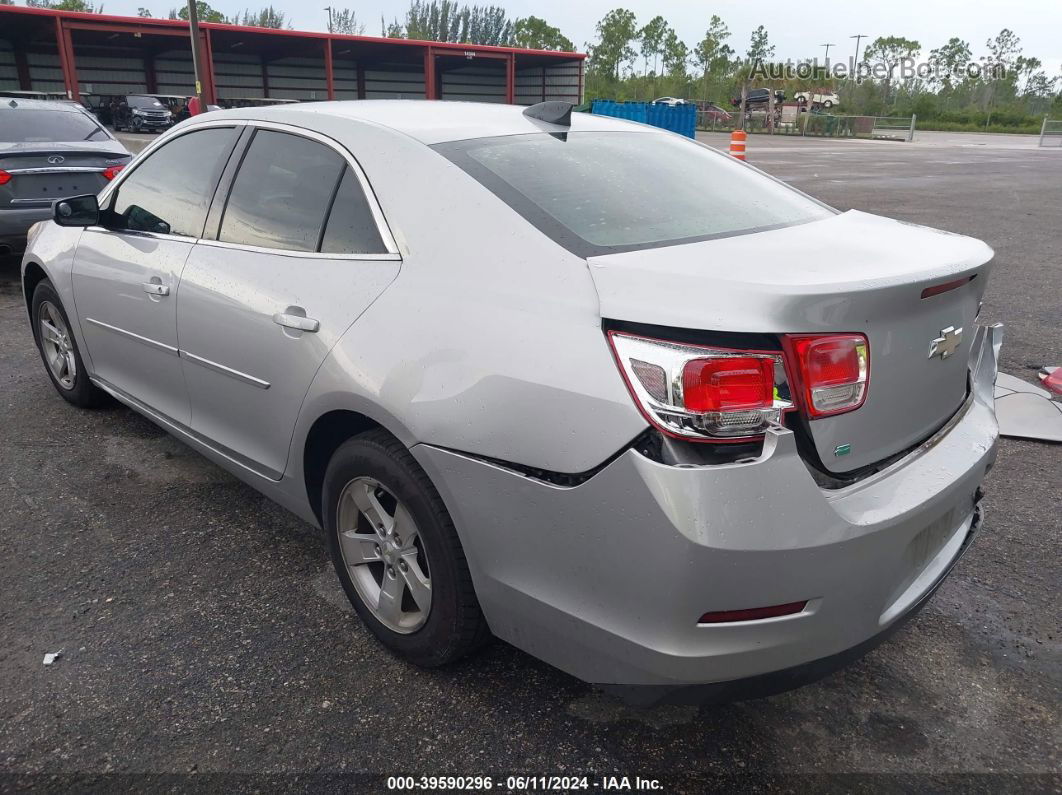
[20,101,1001,705]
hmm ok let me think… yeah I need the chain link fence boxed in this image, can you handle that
[697,110,916,142]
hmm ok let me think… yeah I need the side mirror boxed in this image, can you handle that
[53,194,99,227]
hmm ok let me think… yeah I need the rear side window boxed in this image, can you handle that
[435,131,834,256]
[320,168,387,255]
[110,126,237,237]
[219,130,344,252]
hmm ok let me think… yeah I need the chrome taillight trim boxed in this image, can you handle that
[607,331,793,442]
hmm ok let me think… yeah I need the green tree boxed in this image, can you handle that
[403,2,513,46]
[168,1,226,22]
[238,6,289,28]
[137,6,152,15]
[27,0,104,10]
[381,16,404,37]
[927,37,972,91]
[512,16,573,52]
[693,15,731,101]
[862,35,920,104]
[586,8,638,82]
[330,8,364,35]
[662,28,688,81]
[637,16,667,76]
[746,25,774,63]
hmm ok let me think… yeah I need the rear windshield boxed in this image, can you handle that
[435,131,833,256]
[1,108,109,142]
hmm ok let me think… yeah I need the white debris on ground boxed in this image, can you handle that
[42,651,63,666]
[995,372,1062,443]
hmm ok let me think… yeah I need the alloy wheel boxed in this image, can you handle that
[336,476,432,633]
[38,301,76,390]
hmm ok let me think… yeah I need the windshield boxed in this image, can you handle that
[436,131,833,256]
[0,108,109,142]
[128,96,165,109]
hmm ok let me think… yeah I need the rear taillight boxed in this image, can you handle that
[782,334,869,418]
[608,331,791,441]
[0,169,11,185]
[102,165,125,181]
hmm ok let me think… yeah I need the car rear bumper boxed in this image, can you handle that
[412,324,1002,702]
[601,502,982,706]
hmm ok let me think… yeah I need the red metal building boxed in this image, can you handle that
[0,5,583,107]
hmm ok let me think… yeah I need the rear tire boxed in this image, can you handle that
[31,280,108,409]
[324,429,490,667]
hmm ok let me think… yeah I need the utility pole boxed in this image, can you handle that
[850,34,868,80]
[324,6,334,33]
[186,0,206,112]
[821,42,834,67]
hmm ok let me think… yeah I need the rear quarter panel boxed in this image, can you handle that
[289,117,647,476]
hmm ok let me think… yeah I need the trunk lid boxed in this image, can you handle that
[587,210,994,473]
[0,141,129,208]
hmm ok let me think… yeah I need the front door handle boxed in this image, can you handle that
[142,282,170,296]
[272,312,320,333]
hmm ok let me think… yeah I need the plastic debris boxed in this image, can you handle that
[42,651,62,666]
[995,372,1062,443]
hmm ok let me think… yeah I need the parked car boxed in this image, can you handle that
[731,88,785,107]
[20,101,1000,705]
[1,98,130,255]
[652,96,689,106]
[111,94,174,132]
[695,100,733,123]
[795,91,840,109]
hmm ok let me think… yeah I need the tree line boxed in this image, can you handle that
[9,0,1059,130]
[580,9,1060,132]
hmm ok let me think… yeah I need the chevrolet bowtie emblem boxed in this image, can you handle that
[928,326,963,360]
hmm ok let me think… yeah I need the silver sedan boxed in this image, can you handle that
[20,100,1000,705]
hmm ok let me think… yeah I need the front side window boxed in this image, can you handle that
[436,131,834,256]
[218,130,344,252]
[109,127,238,237]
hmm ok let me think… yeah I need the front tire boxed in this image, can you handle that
[31,280,108,408]
[324,429,489,667]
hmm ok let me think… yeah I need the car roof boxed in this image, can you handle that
[200,100,650,145]
[0,98,86,112]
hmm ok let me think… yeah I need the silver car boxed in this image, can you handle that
[20,101,1000,705]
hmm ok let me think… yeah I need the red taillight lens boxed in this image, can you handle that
[607,331,790,441]
[102,164,125,181]
[0,169,11,185]
[682,356,774,412]
[783,334,869,418]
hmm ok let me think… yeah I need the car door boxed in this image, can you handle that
[176,125,401,479]
[71,124,242,425]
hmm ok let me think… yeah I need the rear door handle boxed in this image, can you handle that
[272,312,320,333]
[142,282,170,296]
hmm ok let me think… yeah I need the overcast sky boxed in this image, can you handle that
[94,0,1062,77]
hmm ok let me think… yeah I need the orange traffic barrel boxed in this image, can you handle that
[729,130,747,160]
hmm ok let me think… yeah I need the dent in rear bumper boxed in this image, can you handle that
[410,324,1001,692]
[602,502,983,707]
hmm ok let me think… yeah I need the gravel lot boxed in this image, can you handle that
[1,129,1059,791]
